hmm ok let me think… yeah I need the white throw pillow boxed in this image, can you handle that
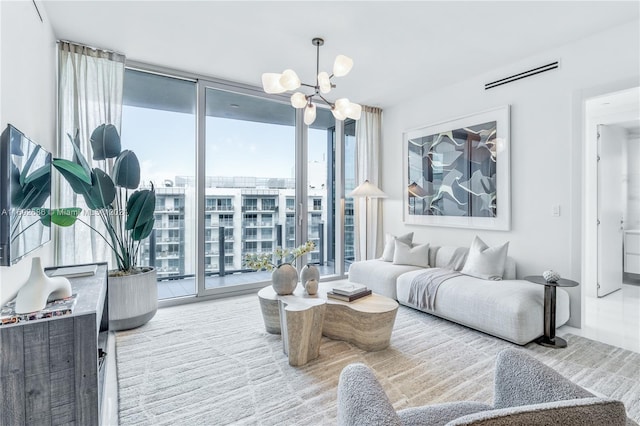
[461,236,509,280]
[380,232,414,262]
[392,240,430,268]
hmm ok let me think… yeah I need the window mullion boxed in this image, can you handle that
[195,80,206,295]
[295,108,308,269]
[335,119,345,277]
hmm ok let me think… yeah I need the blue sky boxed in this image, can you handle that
[122,106,328,186]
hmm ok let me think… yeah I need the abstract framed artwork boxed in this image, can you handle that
[403,105,510,230]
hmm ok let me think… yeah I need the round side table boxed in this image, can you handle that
[524,275,579,348]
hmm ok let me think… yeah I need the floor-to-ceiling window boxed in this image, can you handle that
[122,65,352,300]
[121,69,197,300]
[204,86,295,290]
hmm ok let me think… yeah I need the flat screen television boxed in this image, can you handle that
[0,124,52,266]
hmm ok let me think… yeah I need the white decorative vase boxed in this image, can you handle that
[109,267,157,331]
[15,257,72,314]
[305,278,319,296]
[300,263,320,284]
[271,263,298,295]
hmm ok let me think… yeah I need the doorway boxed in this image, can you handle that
[577,86,640,352]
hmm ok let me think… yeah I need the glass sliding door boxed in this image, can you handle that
[121,69,197,300]
[308,107,336,277]
[344,119,357,271]
[204,85,295,290]
[121,64,352,301]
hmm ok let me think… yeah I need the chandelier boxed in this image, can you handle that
[261,37,362,126]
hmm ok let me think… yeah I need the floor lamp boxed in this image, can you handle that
[350,180,387,260]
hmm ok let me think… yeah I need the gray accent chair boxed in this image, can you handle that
[337,348,635,426]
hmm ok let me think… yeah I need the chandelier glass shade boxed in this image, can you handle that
[261,37,361,125]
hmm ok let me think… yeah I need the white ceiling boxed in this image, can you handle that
[42,1,639,108]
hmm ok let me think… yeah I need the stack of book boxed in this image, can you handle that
[326,283,372,302]
[1,294,78,326]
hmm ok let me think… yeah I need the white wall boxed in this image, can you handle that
[381,20,640,327]
[0,1,57,305]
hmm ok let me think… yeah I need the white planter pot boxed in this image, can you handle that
[108,267,157,331]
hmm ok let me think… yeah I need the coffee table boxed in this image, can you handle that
[258,280,399,364]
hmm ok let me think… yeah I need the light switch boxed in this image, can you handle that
[552,205,561,217]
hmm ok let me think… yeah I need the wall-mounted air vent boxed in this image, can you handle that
[485,61,559,90]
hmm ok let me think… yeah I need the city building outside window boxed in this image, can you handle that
[125,67,353,300]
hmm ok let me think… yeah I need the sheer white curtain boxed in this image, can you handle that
[56,41,125,266]
[354,106,383,260]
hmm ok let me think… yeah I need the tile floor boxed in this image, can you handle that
[558,283,640,353]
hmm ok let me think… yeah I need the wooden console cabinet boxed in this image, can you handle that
[0,263,109,426]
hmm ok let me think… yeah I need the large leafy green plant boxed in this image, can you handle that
[9,145,51,242]
[53,124,156,273]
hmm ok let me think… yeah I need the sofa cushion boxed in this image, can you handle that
[460,236,509,280]
[396,271,570,345]
[348,259,423,300]
[380,232,414,262]
[393,241,430,268]
[432,246,516,280]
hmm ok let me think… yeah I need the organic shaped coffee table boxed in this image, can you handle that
[258,280,399,365]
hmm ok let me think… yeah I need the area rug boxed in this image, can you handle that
[116,294,640,425]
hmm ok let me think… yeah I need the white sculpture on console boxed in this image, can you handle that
[14,257,71,314]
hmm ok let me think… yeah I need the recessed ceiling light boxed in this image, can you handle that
[602,102,611,105]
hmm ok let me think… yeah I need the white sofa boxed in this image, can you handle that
[348,246,570,345]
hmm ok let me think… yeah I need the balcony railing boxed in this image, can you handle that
[241,206,278,212]
[155,207,185,213]
[158,222,184,229]
[242,221,274,227]
[147,222,326,278]
[205,205,234,211]
[209,221,234,228]
[159,237,181,242]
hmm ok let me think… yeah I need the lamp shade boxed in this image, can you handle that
[290,92,307,108]
[331,106,346,121]
[333,54,354,77]
[318,72,331,94]
[334,98,350,115]
[350,180,387,198]
[279,69,301,91]
[262,73,286,94]
[345,102,362,120]
[304,103,317,125]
